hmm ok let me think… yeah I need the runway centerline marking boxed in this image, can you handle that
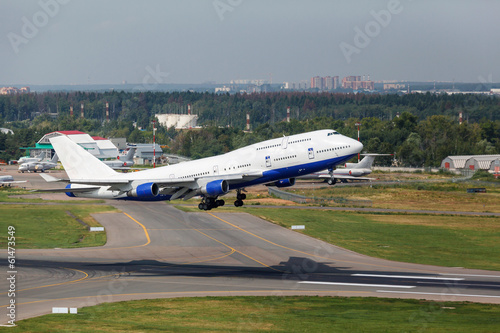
[352,274,465,281]
[299,281,415,289]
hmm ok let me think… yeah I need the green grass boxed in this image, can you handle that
[182,206,500,271]
[7,296,500,332]
[0,204,116,248]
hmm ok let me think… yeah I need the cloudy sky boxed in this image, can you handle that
[1,0,499,85]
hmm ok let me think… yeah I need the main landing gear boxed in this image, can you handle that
[198,197,225,211]
[234,190,246,207]
[197,190,247,211]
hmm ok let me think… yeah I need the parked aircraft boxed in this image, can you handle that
[0,175,26,185]
[103,147,136,170]
[299,154,391,185]
[40,130,362,210]
[16,152,45,164]
[19,153,58,173]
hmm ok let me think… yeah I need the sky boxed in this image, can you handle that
[1,0,499,85]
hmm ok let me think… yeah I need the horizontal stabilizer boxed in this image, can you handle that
[39,173,66,182]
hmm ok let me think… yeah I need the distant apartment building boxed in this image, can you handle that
[383,83,406,90]
[341,76,374,90]
[310,76,323,90]
[310,76,339,90]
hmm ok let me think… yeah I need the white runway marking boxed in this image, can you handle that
[377,290,500,298]
[299,281,415,289]
[352,274,464,281]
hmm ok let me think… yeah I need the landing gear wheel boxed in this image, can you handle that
[216,199,225,207]
[234,200,244,207]
[327,178,336,185]
[237,193,246,200]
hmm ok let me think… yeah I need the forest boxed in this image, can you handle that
[0,91,499,167]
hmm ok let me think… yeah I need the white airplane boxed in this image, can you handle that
[39,129,362,210]
[300,153,391,185]
[16,151,45,164]
[19,153,58,173]
[103,147,136,170]
[0,175,26,185]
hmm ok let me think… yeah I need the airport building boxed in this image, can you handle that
[441,154,500,175]
[32,131,119,159]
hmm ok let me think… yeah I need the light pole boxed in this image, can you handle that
[355,122,361,162]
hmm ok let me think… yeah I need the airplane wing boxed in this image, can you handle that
[0,180,27,184]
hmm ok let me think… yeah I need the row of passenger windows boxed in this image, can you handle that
[224,163,251,171]
[180,171,210,179]
[289,138,312,144]
[256,137,312,151]
[317,145,351,153]
[274,155,297,161]
[257,144,280,151]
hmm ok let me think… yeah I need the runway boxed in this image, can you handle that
[2,200,500,323]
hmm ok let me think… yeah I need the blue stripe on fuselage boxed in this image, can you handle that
[228,153,357,190]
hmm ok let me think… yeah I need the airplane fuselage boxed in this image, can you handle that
[56,129,363,204]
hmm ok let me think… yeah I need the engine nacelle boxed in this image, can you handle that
[65,184,76,197]
[127,182,159,198]
[200,179,229,196]
[333,169,352,176]
[273,178,296,188]
[349,170,364,177]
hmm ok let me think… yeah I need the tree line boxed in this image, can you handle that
[0,91,499,166]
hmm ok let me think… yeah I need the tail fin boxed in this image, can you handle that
[50,153,59,163]
[36,151,46,160]
[50,136,117,180]
[124,147,136,161]
[356,155,377,169]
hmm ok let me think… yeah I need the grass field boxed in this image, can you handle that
[0,204,116,248]
[7,296,500,332]
[285,182,500,213]
[176,205,500,271]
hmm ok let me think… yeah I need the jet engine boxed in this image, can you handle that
[273,178,296,188]
[200,179,229,196]
[127,182,159,198]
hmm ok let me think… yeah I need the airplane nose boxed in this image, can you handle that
[354,139,363,153]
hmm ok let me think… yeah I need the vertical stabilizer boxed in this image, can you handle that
[124,147,136,162]
[356,155,377,169]
[50,136,117,180]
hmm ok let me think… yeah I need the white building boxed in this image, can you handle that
[155,114,198,129]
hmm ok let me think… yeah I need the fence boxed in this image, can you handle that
[268,187,372,207]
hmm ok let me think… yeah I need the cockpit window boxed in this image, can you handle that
[327,131,339,136]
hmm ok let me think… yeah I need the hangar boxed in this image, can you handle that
[441,154,500,172]
[33,131,119,159]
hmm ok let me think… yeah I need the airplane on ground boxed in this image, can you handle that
[16,152,46,164]
[19,153,58,173]
[0,175,26,185]
[103,147,136,170]
[39,129,363,210]
[299,154,391,185]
